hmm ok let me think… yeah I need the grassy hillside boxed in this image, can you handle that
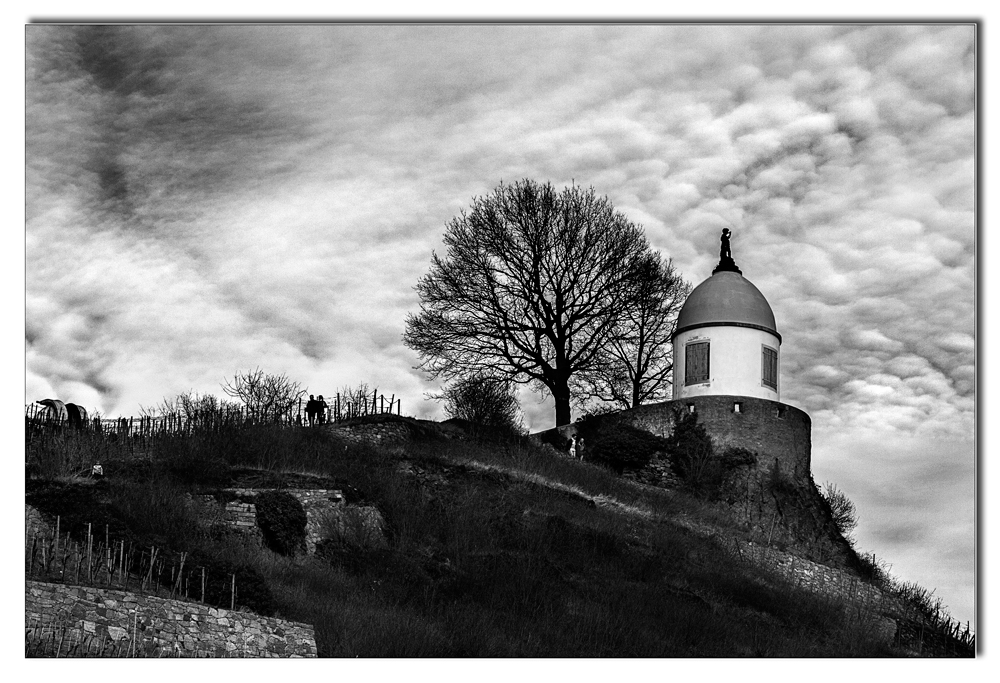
[24,417,973,657]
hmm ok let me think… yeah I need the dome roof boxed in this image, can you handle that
[675,270,780,341]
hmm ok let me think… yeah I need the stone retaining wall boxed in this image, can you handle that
[26,503,52,541]
[193,488,387,553]
[25,580,317,657]
[621,457,682,488]
[719,539,906,646]
[330,420,413,445]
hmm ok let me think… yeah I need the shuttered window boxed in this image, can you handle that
[762,346,778,390]
[685,341,710,385]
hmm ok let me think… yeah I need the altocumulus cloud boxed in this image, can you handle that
[26,24,974,628]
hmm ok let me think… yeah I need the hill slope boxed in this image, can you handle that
[24,416,973,657]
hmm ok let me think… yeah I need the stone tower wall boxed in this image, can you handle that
[623,395,812,484]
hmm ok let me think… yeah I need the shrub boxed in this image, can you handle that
[665,410,715,492]
[254,491,307,556]
[441,374,523,436]
[819,481,858,544]
[664,412,757,497]
[856,551,891,587]
[572,415,666,472]
[319,506,387,550]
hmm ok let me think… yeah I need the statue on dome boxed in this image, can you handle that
[713,227,742,275]
[720,228,732,260]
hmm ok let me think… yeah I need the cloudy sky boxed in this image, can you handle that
[25,24,975,630]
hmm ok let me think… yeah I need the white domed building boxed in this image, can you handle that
[672,247,781,402]
[619,230,812,486]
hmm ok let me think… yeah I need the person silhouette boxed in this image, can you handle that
[317,395,329,424]
[305,394,318,426]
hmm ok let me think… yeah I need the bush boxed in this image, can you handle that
[819,482,858,544]
[856,551,891,587]
[254,491,307,556]
[665,411,756,498]
[441,375,523,436]
[665,410,715,492]
[576,417,667,472]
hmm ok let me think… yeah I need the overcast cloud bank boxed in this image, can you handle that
[25,24,975,629]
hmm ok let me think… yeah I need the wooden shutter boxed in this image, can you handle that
[685,341,710,385]
[762,346,778,389]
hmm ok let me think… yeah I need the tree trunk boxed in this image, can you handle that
[553,380,573,427]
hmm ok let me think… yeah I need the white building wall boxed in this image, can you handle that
[672,326,781,401]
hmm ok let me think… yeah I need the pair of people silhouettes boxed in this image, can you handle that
[305,395,329,426]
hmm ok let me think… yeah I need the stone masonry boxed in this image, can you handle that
[25,580,317,657]
[329,420,413,445]
[193,488,384,553]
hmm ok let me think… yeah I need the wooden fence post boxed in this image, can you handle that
[87,524,93,582]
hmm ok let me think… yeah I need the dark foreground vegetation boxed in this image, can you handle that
[25,418,973,657]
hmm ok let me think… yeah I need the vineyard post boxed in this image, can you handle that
[61,532,70,579]
[87,523,92,582]
[177,553,187,597]
[130,610,138,658]
[202,567,206,603]
[54,516,60,562]
[231,573,236,610]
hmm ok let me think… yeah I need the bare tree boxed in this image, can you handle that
[221,368,305,422]
[404,179,656,426]
[573,253,690,409]
[441,374,523,433]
